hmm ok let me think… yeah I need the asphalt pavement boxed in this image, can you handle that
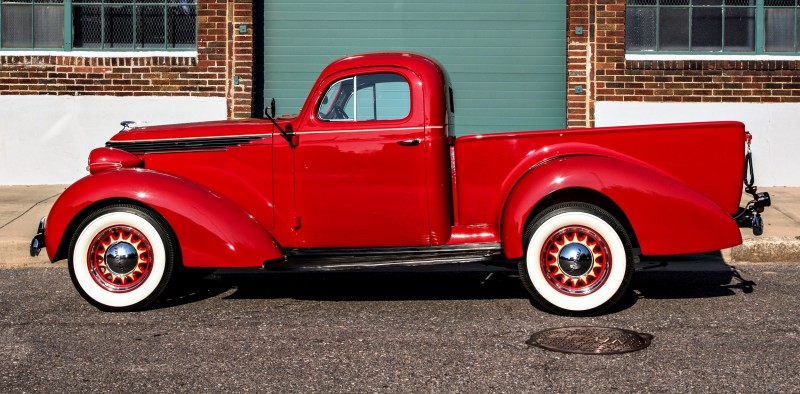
[1,261,798,392]
[1,185,799,267]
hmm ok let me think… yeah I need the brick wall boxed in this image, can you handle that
[568,0,800,128]
[6,1,799,125]
[0,0,254,119]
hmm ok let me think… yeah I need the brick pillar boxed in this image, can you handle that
[567,0,594,128]
[225,0,254,119]
[566,0,627,128]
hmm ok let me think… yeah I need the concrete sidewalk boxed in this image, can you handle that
[0,185,66,267]
[1,185,799,267]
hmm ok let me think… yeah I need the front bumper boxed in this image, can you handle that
[30,217,46,257]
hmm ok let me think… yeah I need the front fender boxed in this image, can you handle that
[45,169,283,268]
[501,155,741,259]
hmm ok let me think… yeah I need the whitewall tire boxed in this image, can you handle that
[68,204,175,311]
[519,202,633,315]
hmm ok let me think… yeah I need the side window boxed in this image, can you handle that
[317,73,410,122]
[318,77,354,121]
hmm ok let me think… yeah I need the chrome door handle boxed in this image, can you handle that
[397,138,421,146]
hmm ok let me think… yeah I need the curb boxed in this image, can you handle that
[730,237,800,263]
[0,239,52,268]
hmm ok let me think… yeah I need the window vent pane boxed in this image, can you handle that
[2,4,33,48]
[626,7,657,51]
[136,5,165,48]
[34,4,63,48]
[167,5,196,48]
[692,7,723,51]
[73,4,101,48]
[695,0,723,5]
[725,0,757,5]
[659,7,690,51]
[725,6,756,51]
[764,0,795,6]
[765,7,797,51]
[661,0,690,5]
[104,5,133,48]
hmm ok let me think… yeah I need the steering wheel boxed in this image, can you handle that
[333,106,349,120]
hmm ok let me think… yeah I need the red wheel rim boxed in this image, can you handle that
[540,226,611,296]
[87,225,154,293]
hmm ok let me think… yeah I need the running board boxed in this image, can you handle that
[263,243,505,272]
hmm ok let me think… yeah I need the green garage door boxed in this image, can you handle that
[261,0,566,135]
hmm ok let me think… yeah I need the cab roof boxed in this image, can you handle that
[319,52,447,86]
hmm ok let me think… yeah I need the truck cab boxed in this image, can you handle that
[273,53,455,249]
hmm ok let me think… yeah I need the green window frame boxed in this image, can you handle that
[626,0,800,54]
[0,0,196,51]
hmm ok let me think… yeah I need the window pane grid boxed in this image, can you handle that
[0,0,195,50]
[627,0,799,54]
[764,1,799,51]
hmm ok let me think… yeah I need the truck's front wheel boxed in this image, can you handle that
[68,205,175,311]
[519,202,633,315]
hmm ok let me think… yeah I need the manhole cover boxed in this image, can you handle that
[526,326,653,355]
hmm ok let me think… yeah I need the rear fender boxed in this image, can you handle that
[501,155,741,259]
[45,169,283,267]
[498,142,676,208]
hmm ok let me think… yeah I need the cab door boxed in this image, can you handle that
[292,69,430,248]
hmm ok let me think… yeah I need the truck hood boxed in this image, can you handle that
[109,119,275,143]
[105,118,279,154]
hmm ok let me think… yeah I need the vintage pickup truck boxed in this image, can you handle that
[31,52,770,315]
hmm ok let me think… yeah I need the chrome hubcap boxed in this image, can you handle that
[88,225,153,292]
[558,243,593,277]
[541,226,611,296]
[104,242,138,275]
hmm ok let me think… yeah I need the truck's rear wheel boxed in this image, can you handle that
[68,204,175,311]
[519,202,633,315]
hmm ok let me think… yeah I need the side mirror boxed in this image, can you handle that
[265,98,276,119]
[263,97,298,149]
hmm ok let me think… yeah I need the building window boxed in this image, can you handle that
[626,0,800,54]
[0,0,196,50]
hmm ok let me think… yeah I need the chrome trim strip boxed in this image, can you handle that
[300,125,444,135]
[107,126,446,152]
[109,133,273,143]
[107,135,266,153]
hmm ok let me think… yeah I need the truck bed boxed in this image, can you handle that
[453,121,745,226]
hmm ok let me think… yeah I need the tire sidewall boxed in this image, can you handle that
[69,206,171,310]
[523,206,630,313]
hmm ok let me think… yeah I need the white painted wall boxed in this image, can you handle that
[4,98,795,186]
[595,102,800,187]
[0,95,227,185]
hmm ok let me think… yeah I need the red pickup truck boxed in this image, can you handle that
[31,52,770,315]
